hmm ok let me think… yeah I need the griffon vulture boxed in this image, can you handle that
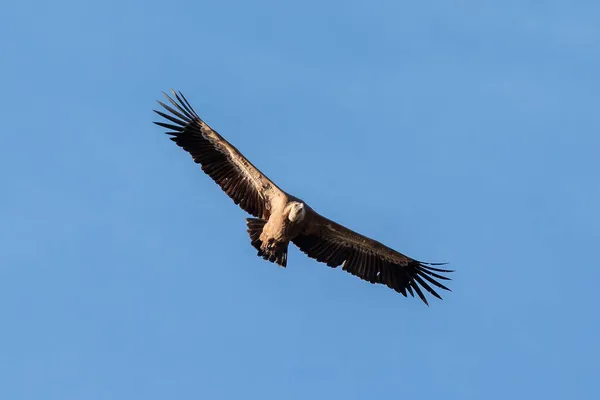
[153,89,452,305]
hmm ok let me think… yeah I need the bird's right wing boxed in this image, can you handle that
[154,90,286,219]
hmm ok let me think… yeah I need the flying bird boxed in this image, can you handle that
[153,89,453,305]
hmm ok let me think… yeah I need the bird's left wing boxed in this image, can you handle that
[153,90,286,219]
[292,211,453,305]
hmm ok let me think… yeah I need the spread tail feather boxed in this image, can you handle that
[246,218,288,267]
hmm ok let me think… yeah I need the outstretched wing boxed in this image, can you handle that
[153,89,286,219]
[292,212,453,305]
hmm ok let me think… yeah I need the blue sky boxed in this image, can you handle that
[1,0,599,398]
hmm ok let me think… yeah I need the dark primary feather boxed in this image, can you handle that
[153,89,276,219]
[293,216,453,305]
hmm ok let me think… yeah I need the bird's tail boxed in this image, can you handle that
[246,218,288,267]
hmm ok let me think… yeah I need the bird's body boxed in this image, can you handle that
[154,89,453,305]
[262,201,306,249]
[250,198,308,267]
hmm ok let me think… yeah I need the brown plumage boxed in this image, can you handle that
[154,89,453,305]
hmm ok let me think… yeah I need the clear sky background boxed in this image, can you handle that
[1,1,599,399]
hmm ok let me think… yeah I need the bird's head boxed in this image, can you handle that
[288,202,306,222]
